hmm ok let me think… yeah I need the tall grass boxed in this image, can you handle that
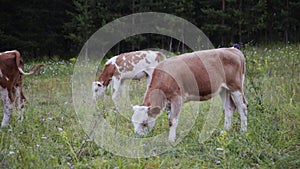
[0,45,299,168]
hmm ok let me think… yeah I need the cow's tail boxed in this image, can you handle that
[18,64,44,75]
[241,54,245,90]
[13,50,44,75]
[157,51,167,61]
[239,50,248,105]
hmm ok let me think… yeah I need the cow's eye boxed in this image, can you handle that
[97,83,102,87]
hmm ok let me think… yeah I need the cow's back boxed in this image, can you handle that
[149,48,244,101]
[115,51,161,79]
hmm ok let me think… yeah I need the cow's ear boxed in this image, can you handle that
[148,106,161,118]
[132,105,140,112]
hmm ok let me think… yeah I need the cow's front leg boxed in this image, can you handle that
[111,78,120,100]
[168,97,182,142]
[1,88,14,127]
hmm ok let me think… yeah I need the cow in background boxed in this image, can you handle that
[92,51,165,100]
[0,50,44,127]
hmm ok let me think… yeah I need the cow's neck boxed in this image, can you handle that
[97,63,116,87]
[98,75,111,87]
[142,88,166,109]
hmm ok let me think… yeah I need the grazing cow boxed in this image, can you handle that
[92,51,165,100]
[0,50,44,127]
[131,47,248,142]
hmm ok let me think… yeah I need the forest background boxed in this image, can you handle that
[0,0,299,59]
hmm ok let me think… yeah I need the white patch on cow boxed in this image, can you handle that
[131,105,156,136]
[92,81,106,99]
[5,77,9,81]
[219,89,235,131]
[105,56,117,65]
[133,71,146,80]
[3,50,16,54]
[242,73,245,90]
[14,86,25,122]
[168,118,178,142]
[0,86,14,127]
[231,91,247,132]
[0,69,3,78]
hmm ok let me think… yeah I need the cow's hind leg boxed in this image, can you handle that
[231,90,248,132]
[1,88,14,127]
[14,87,26,122]
[220,89,236,131]
[144,69,153,86]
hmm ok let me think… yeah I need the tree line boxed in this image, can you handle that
[0,0,299,59]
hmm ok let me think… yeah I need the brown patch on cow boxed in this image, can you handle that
[142,67,181,109]
[223,49,244,92]
[155,52,164,62]
[115,51,144,72]
[98,63,117,86]
[137,53,147,62]
[0,51,25,102]
[113,69,121,80]
[145,58,151,64]
[181,55,213,97]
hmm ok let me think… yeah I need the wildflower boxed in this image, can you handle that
[57,127,63,132]
[41,135,47,139]
[61,130,68,140]
[219,130,227,141]
[216,148,224,151]
[69,57,76,62]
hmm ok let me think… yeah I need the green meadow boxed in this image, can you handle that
[0,45,299,168]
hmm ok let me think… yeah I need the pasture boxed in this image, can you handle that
[0,45,299,168]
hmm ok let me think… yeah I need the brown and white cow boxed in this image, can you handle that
[131,47,248,142]
[92,51,165,100]
[0,50,44,127]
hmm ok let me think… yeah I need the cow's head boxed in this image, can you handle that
[92,81,106,99]
[131,105,161,136]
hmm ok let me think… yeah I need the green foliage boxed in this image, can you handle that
[1,1,300,59]
[0,0,71,58]
[0,45,299,168]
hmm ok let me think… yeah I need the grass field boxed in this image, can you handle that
[0,45,299,168]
